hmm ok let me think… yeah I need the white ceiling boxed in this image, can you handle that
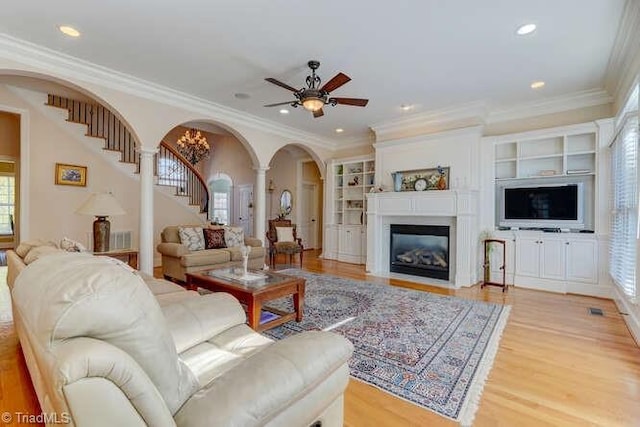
[0,0,625,143]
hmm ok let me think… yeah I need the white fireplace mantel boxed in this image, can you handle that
[366,190,478,288]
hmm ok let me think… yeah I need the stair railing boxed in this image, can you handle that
[46,94,209,216]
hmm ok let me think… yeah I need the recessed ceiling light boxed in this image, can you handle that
[530,81,545,89]
[234,93,250,100]
[335,128,344,133]
[279,109,289,114]
[59,25,80,37]
[516,23,537,36]
[400,104,413,111]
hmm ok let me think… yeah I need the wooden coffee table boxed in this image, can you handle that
[185,268,305,332]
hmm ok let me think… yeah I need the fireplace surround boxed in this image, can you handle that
[366,190,478,288]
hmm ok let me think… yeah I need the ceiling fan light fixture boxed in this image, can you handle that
[302,97,324,112]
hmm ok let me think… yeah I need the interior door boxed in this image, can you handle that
[300,183,318,249]
[235,184,253,237]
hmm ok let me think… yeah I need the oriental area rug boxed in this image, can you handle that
[263,270,510,426]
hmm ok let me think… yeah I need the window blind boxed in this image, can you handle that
[610,112,639,299]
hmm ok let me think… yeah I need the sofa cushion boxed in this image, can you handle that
[180,249,231,267]
[203,228,226,249]
[225,245,266,262]
[179,227,205,251]
[15,239,58,258]
[23,245,65,264]
[223,226,244,248]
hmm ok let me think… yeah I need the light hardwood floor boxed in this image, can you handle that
[1,252,639,426]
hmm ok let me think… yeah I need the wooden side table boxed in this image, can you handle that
[93,249,138,269]
[481,239,507,292]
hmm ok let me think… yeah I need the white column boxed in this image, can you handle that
[253,166,268,244]
[138,147,158,274]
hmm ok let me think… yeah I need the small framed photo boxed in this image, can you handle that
[55,163,87,187]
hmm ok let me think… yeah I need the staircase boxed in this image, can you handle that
[45,94,209,218]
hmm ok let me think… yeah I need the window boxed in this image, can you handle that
[610,84,639,300]
[157,157,186,192]
[0,175,15,235]
[209,174,232,225]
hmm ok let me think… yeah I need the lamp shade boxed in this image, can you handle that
[76,193,126,217]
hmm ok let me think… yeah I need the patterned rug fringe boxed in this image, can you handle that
[457,305,511,427]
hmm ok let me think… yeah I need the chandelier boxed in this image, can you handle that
[177,129,210,165]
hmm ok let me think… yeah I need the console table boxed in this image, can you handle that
[93,249,138,269]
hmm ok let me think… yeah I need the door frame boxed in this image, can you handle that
[0,103,29,243]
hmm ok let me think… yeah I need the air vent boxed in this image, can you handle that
[588,307,604,316]
[85,230,132,251]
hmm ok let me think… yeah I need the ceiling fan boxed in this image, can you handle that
[264,60,369,118]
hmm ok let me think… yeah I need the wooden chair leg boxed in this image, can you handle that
[299,250,303,266]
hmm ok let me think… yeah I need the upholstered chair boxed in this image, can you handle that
[266,219,304,268]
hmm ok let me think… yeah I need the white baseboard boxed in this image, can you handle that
[613,286,640,346]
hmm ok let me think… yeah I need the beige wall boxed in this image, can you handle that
[204,134,255,188]
[332,143,374,160]
[266,150,296,219]
[485,104,614,136]
[0,111,19,157]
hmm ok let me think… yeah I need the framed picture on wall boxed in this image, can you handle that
[55,163,87,187]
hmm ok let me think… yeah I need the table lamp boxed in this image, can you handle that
[76,192,126,252]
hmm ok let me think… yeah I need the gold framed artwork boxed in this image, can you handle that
[55,163,87,187]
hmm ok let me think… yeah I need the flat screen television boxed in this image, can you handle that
[499,183,584,229]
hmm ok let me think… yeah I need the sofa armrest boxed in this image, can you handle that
[244,237,262,247]
[174,331,353,426]
[56,337,176,427]
[161,293,247,353]
[157,242,190,258]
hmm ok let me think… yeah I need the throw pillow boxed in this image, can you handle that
[276,226,294,242]
[178,226,205,251]
[203,228,226,249]
[223,226,245,248]
[59,237,87,252]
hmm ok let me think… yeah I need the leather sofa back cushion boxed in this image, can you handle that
[203,228,226,249]
[178,227,206,251]
[15,239,58,258]
[13,253,198,414]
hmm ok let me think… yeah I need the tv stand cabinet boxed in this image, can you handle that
[492,230,599,295]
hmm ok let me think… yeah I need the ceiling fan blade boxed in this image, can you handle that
[264,101,297,107]
[313,108,324,118]
[320,73,351,93]
[265,78,299,93]
[331,97,369,107]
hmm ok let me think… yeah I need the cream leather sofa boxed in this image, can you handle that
[157,225,267,283]
[9,250,353,426]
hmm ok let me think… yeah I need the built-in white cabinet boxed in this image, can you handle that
[516,235,566,281]
[495,125,597,181]
[323,156,374,264]
[494,230,598,293]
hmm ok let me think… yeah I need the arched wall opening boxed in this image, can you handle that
[0,71,145,247]
[266,144,325,250]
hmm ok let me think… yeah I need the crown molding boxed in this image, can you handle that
[370,101,487,142]
[487,89,612,124]
[0,33,339,151]
[604,0,640,108]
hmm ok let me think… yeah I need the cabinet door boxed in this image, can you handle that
[565,238,598,283]
[339,226,362,256]
[516,236,540,277]
[540,238,566,280]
